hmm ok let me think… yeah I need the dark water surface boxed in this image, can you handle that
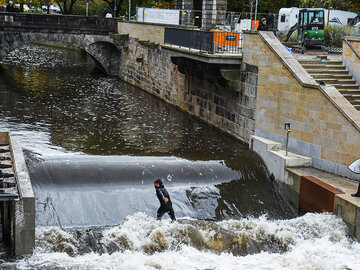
[0,45,295,227]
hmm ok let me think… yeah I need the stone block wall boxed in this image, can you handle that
[117,37,255,143]
[118,21,166,45]
[242,31,360,180]
[343,37,360,85]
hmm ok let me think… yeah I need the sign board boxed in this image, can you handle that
[137,7,180,25]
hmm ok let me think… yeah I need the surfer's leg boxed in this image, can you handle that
[157,207,165,220]
[168,208,176,221]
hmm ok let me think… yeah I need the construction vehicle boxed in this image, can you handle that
[284,8,325,50]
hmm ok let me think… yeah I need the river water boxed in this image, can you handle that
[0,45,359,269]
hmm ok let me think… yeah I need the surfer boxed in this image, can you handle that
[154,179,176,221]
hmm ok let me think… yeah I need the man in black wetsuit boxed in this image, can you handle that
[154,179,176,221]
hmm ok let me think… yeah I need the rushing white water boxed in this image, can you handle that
[5,212,359,270]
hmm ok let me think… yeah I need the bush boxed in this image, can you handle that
[324,25,357,48]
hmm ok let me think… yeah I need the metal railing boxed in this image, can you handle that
[165,27,214,53]
[344,38,360,61]
[164,27,242,54]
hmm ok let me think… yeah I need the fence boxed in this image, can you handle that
[164,27,242,54]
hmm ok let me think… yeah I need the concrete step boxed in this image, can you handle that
[343,94,360,100]
[315,79,357,85]
[312,74,353,80]
[306,69,350,75]
[334,84,360,90]
[339,89,360,94]
[0,160,12,169]
[0,146,9,153]
[0,168,14,178]
[354,104,360,110]
[302,64,346,70]
[349,99,360,105]
[298,60,342,65]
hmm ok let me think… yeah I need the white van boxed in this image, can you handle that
[277,7,357,33]
[324,9,357,25]
[277,7,300,33]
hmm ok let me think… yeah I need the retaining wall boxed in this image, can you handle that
[243,31,360,181]
[117,24,255,142]
[343,36,360,85]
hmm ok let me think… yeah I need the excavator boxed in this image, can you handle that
[284,8,325,51]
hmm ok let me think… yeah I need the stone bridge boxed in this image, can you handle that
[0,12,123,75]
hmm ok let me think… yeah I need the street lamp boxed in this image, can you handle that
[128,0,131,20]
[253,0,258,30]
[114,0,117,17]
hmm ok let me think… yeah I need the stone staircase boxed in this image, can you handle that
[298,59,360,111]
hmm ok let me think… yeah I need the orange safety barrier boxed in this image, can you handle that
[251,20,259,31]
[211,30,240,48]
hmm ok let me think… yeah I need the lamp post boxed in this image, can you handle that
[114,0,117,17]
[253,0,258,30]
[86,0,89,16]
[327,0,332,27]
[128,0,131,20]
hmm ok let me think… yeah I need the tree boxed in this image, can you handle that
[154,0,174,9]
[103,0,124,16]
[56,0,79,14]
[298,0,347,10]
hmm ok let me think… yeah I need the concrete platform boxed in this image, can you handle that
[289,167,360,240]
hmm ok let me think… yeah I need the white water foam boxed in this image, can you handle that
[10,212,360,270]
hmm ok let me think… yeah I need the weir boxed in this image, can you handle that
[29,155,294,227]
[1,12,360,259]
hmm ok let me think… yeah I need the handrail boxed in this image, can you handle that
[344,38,360,61]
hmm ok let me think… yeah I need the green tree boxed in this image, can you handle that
[56,0,79,14]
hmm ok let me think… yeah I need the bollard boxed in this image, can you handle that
[285,123,291,156]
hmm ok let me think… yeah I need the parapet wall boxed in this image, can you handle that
[118,21,166,45]
[243,31,360,181]
[343,36,360,85]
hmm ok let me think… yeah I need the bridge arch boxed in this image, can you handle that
[0,31,121,76]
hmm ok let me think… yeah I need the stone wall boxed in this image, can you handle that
[343,36,360,85]
[243,31,360,181]
[117,37,255,143]
[118,21,166,45]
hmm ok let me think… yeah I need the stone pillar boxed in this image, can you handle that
[175,0,228,28]
[175,0,194,26]
[202,0,227,29]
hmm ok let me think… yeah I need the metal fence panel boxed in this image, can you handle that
[165,28,214,53]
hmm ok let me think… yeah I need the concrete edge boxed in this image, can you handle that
[254,31,360,133]
[161,45,243,65]
[9,135,35,256]
[117,20,197,29]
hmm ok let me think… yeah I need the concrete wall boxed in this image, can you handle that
[343,36,360,85]
[9,136,35,256]
[0,132,34,256]
[243,31,360,181]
